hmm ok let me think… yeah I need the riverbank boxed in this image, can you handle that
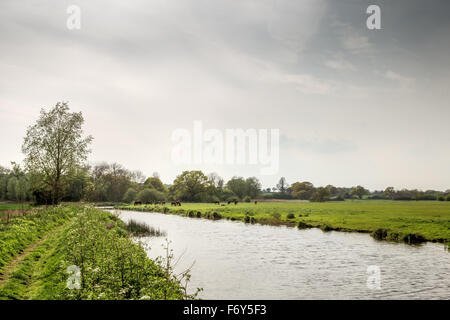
[0,205,196,300]
[116,201,450,245]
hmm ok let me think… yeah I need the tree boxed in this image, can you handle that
[245,177,262,198]
[22,102,93,204]
[351,185,369,199]
[310,187,330,202]
[276,177,289,194]
[170,170,210,201]
[226,177,248,199]
[7,177,17,200]
[123,188,138,203]
[144,176,166,193]
[137,188,165,203]
[291,181,315,200]
[383,187,395,200]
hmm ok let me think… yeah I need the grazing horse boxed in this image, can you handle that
[214,200,220,205]
[234,200,238,205]
[176,200,181,206]
[134,201,142,205]
[254,200,258,205]
[171,201,177,206]
[227,201,231,205]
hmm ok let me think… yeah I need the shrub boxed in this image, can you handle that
[286,213,295,219]
[122,188,137,203]
[243,196,251,202]
[136,188,165,203]
[320,224,332,232]
[297,221,311,229]
[403,233,426,244]
[371,228,388,240]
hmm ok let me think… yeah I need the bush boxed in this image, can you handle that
[122,188,137,203]
[447,195,450,201]
[437,196,445,201]
[371,228,388,240]
[297,221,311,229]
[286,213,295,219]
[136,188,165,203]
[243,196,251,202]
[320,224,332,232]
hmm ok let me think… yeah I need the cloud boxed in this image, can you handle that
[324,59,356,71]
[384,70,414,88]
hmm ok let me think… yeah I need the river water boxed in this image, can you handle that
[114,210,449,299]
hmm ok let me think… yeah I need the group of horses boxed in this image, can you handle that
[214,200,258,205]
[133,199,258,206]
[133,200,166,206]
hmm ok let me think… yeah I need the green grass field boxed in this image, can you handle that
[117,200,450,243]
[0,203,30,211]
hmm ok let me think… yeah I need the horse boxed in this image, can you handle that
[234,200,238,205]
[254,200,258,205]
[214,200,220,205]
[134,201,142,205]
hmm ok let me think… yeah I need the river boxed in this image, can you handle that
[113,209,449,299]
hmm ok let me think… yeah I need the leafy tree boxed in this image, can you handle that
[15,176,29,203]
[22,102,93,204]
[351,185,369,199]
[226,177,248,199]
[170,170,210,201]
[245,177,262,198]
[291,181,315,199]
[310,187,330,202]
[383,187,395,200]
[7,177,17,200]
[123,188,138,203]
[137,188,165,203]
[144,176,166,193]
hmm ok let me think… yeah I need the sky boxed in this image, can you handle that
[0,0,449,191]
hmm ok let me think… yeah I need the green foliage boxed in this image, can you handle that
[291,181,315,200]
[310,187,330,202]
[170,171,211,201]
[122,188,138,203]
[350,186,369,199]
[137,188,165,203]
[0,207,199,300]
[243,196,251,202]
[22,102,93,204]
[144,177,167,193]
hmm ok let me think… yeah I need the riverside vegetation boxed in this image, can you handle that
[116,201,450,245]
[0,205,199,300]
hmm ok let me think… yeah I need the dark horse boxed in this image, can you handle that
[134,201,142,205]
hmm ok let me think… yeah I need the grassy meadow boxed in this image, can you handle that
[117,200,450,244]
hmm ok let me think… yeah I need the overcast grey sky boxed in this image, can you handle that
[1,0,449,190]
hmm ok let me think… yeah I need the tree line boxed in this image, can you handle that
[1,102,449,204]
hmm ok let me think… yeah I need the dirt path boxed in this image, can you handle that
[0,223,68,288]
